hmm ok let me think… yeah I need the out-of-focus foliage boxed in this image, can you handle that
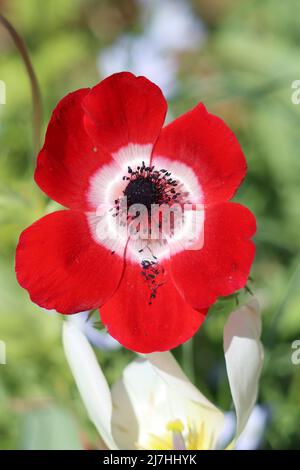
[19,405,83,450]
[0,0,299,449]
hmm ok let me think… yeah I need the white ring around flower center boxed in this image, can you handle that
[86,143,205,264]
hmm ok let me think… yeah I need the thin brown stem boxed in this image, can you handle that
[0,13,42,157]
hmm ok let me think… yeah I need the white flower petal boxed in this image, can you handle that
[235,405,268,450]
[223,299,264,440]
[62,321,117,450]
[148,352,224,449]
[69,312,120,351]
[111,358,171,449]
[148,351,215,407]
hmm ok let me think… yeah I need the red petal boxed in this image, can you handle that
[83,72,167,155]
[152,104,247,205]
[35,89,112,211]
[170,202,256,310]
[100,257,207,353]
[15,211,124,314]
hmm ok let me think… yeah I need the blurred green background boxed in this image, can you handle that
[0,0,300,450]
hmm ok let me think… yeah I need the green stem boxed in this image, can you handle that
[182,337,195,383]
[0,13,42,158]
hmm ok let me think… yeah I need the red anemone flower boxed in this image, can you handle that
[15,72,256,353]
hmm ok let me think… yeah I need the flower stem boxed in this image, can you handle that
[182,337,195,383]
[0,13,42,158]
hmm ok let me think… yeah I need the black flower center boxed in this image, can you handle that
[124,176,160,212]
[121,162,185,216]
